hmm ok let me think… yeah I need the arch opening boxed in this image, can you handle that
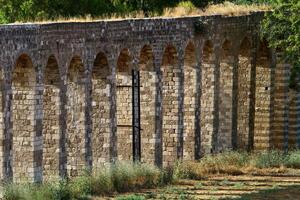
[67,56,86,177]
[201,40,215,154]
[12,54,36,182]
[183,41,197,160]
[218,40,234,151]
[162,45,179,167]
[116,49,133,161]
[43,55,60,180]
[92,52,110,167]
[139,45,156,164]
[254,40,273,150]
[237,37,252,150]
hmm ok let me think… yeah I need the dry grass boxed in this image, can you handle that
[163,1,270,17]
[11,1,271,25]
[173,151,299,180]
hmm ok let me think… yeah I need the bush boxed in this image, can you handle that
[252,151,286,168]
[3,162,167,200]
[68,174,92,199]
[286,150,300,168]
[91,168,114,195]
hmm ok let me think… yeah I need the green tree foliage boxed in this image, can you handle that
[261,0,300,90]
[0,0,219,23]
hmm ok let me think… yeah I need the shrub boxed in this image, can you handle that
[91,168,114,195]
[68,174,92,199]
[253,150,286,168]
[286,150,300,168]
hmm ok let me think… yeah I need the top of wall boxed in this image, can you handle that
[0,11,265,28]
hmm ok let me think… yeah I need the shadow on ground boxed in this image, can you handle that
[222,185,300,200]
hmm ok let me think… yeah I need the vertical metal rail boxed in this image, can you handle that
[132,70,141,162]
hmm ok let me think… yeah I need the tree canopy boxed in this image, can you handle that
[261,0,300,90]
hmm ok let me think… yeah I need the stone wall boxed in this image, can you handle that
[0,12,298,182]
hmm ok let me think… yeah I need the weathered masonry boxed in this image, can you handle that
[0,12,299,182]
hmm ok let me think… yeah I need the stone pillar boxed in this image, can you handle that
[272,57,290,150]
[59,59,68,179]
[2,61,12,181]
[34,59,44,183]
[108,55,117,163]
[177,51,184,160]
[84,57,93,172]
[231,54,239,150]
[212,44,220,153]
[248,37,258,151]
[296,88,300,149]
[194,42,202,160]
[154,54,163,167]
[0,66,4,180]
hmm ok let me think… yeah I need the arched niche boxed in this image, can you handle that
[183,41,197,160]
[254,40,273,150]
[66,56,86,177]
[12,54,36,182]
[237,37,252,150]
[92,52,110,167]
[138,45,156,164]
[200,40,215,154]
[116,48,133,161]
[218,40,234,151]
[161,44,179,167]
[43,55,60,180]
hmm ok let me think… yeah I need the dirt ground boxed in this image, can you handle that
[95,171,300,200]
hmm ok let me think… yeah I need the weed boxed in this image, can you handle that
[253,150,286,168]
[116,194,146,200]
[286,150,300,168]
[233,182,245,189]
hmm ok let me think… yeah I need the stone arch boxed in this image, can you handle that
[43,55,60,180]
[183,41,197,160]
[12,54,36,182]
[138,45,156,164]
[92,52,111,167]
[200,40,215,154]
[236,37,252,150]
[67,55,86,177]
[162,44,179,166]
[218,39,234,151]
[254,40,273,150]
[116,48,133,161]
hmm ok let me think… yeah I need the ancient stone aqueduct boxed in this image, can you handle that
[0,11,299,183]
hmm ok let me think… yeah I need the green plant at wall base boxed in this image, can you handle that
[261,0,300,90]
[253,150,286,168]
[286,150,300,168]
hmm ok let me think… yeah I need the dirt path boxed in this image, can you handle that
[94,174,300,200]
